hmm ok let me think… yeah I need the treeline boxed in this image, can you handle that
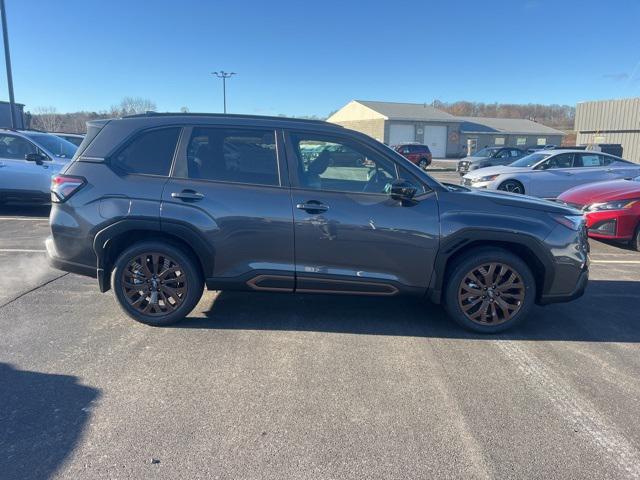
[432,100,575,130]
[27,97,159,133]
[27,98,576,134]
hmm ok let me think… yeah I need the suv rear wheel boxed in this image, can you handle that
[418,158,429,169]
[444,248,536,333]
[111,241,204,326]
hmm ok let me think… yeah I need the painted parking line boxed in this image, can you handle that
[0,217,48,221]
[591,260,640,264]
[0,249,46,253]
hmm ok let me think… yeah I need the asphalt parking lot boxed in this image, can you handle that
[1,178,640,479]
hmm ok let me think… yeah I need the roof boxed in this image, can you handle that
[124,111,334,126]
[0,100,25,107]
[353,100,459,122]
[459,116,566,136]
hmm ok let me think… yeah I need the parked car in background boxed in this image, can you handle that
[558,176,640,250]
[584,143,623,157]
[393,143,432,169]
[462,150,640,198]
[47,113,588,334]
[457,147,526,176]
[526,145,557,154]
[52,132,85,147]
[0,129,78,204]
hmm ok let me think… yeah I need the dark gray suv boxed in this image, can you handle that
[47,114,589,333]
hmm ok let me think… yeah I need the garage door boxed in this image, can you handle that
[388,124,415,146]
[423,126,447,158]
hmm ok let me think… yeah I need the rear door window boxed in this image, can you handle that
[112,127,181,176]
[575,153,603,168]
[185,127,279,186]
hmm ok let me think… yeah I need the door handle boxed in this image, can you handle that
[296,201,329,213]
[171,190,204,201]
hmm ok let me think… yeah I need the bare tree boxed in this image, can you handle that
[32,107,63,132]
[110,97,157,117]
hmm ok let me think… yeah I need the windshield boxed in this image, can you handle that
[26,133,78,159]
[471,147,499,158]
[508,152,551,168]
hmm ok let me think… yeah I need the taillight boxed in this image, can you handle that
[51,175,85,203]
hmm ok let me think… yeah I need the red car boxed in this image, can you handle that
[393,143,432,169]
[558,176,640,250]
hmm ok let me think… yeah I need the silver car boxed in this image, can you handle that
[0,129,77,205]
[462,149,640,198]
[457,147,526,176]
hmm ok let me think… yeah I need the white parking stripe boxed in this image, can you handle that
[591,260,640,264]
[0,217,48,221]
[0,249,46,253]
[497,341,640,479]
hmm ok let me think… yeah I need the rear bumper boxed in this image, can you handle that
[45,236,96,278]
[538,266,588,305]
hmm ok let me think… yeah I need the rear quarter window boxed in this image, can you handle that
[111,127,181,176]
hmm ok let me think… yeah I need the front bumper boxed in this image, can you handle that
[585,210,637,241]
[538,266,588,305]
[461,178,492,189]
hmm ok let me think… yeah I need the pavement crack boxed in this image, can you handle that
[0,272,69,310]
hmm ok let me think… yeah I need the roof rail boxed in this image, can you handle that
[122,111,337,126]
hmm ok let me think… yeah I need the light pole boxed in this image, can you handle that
[0,0,16,128]
[212,71,236,113]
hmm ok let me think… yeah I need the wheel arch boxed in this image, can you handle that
[94,219,214,292]
[428,229,554,304]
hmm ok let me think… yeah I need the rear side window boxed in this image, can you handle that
[575,153,603,168]
[185,127,279,186]
[75,123,105,158]
[112,127,181,176]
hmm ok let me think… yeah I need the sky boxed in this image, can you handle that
[2,0,639,116]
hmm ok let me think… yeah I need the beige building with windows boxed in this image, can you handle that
[328,100,565,158]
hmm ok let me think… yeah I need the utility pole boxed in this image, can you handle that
[211,71,236,113]
[0,0,16,128]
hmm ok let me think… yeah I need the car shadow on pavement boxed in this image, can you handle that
[179,280,640,343]
[0,363,100,480]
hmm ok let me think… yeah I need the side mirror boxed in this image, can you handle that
[387,179,417,202]
[25,152,47,165]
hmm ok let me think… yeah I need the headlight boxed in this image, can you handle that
[474,174,500,182]
[586,199,639,211]
[550,214,584,231]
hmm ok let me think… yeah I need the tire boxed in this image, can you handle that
[631,225,640,252]
[497,180,525,194]
[111,241,204,326]
[418,158,430,169]
[443,247,536,333]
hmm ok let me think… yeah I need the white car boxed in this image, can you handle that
[461,150,640,198]
[0,129,78,205]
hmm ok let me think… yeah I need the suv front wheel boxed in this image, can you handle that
[444,248,536,333]
[111,241,204,326]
